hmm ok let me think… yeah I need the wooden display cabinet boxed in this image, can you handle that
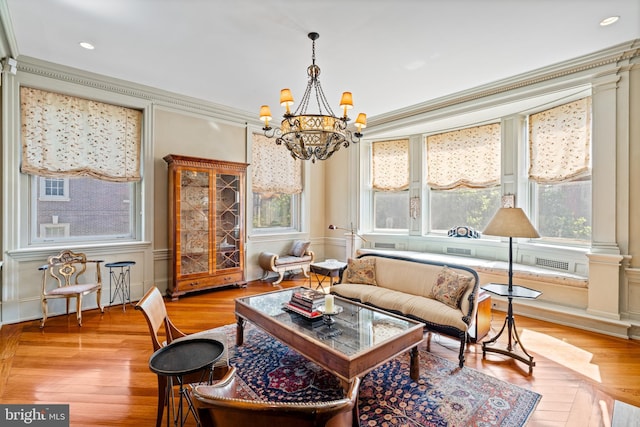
[164,154,247,300]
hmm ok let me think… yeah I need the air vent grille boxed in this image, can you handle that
[374,242,396,249]
[446,247,472,256]
[535,257,569,271]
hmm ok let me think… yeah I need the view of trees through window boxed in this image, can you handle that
[430,187,501,232]
[374,192,409,230]
[252,193,292,229]
[535,178,592,241]
[34,176,133,241]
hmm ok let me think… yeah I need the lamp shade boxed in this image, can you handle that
[339,92,353,109]
[279,89,294,106]
[259,105,272,122]
[355,113,367,129]
[483,207,540,238]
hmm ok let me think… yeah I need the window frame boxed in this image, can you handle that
[7,75,151,256]
[246,127,308,238]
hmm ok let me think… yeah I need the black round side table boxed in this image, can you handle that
[149,338,224,427]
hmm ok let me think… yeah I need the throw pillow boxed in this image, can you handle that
[289,240,311,257]
[428,266,472,309]
[343,257,377,286]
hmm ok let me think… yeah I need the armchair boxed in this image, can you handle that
[193,376,360,427]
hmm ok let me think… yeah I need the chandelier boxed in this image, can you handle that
[259,32,367,163]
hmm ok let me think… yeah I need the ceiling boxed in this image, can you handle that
[2,0,639,122]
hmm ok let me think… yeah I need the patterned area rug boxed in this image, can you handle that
[217,325,540,427]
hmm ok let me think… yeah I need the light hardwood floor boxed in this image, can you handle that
[1,276,639,426]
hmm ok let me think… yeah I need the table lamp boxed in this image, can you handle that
[483,207,540,292]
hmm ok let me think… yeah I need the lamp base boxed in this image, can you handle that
[482,311,535,374]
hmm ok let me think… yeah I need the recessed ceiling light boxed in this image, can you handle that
[599,16,619,26]
[79,41,95,50]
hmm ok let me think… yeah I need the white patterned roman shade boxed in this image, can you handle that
[426,123,501,190]
[251,133,302,194]
[20,87,142,182]
[372,139,410,191]
[528,97,591,183]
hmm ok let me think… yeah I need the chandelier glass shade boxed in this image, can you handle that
[259,32,366,163]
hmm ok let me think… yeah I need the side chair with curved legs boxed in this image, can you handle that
[136,286,234,427]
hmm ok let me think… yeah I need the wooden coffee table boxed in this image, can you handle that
[235,287,425,384]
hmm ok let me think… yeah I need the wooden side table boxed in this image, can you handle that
[468,289,491,343]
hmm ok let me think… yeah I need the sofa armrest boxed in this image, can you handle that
[258,252,278,271]
[304,250,315,262]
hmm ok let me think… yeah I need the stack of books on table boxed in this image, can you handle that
[285,289,325,318]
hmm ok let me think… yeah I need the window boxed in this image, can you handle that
[374,192,409,230]
[430,187,501,232]
[426,123,501,233]
[251,133,302,232]
[39,177,69,201]
[371,139,410,231]
[32,176,135,243]
[528,97,592,243]
[252,193,295,229]
[21,87,142,245]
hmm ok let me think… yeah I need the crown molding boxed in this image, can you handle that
[14,55,254,125]
[367,39,640,136]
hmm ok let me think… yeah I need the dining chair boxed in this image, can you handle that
[39,249,104,328]
[192,376,361,427]
[136,286,233,427]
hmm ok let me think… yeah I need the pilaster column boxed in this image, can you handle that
[586,71,624,319]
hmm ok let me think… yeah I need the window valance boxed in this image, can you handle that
[251,133,302,194]
[372,139,410,191]
[528,97,591,183]
[426,123,501,190]
[20,87,142,182]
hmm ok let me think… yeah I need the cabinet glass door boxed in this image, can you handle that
[179,170,211,275]
[216,173,240,270]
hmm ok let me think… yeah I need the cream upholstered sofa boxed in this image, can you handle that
[258,240,314,285]
[330,252,479,367]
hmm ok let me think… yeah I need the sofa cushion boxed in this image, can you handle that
[331,285,469,331]
[289,240,311,257]
[428,266,472,309]
[343,257,377,285]
[274,254,313,266]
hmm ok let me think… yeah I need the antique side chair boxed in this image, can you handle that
[39,249,104,328]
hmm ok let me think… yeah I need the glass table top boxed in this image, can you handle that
[236,287,424,357]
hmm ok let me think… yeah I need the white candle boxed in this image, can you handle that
[324,294,335,313]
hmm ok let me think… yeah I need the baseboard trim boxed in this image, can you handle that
[491,297,633,339]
